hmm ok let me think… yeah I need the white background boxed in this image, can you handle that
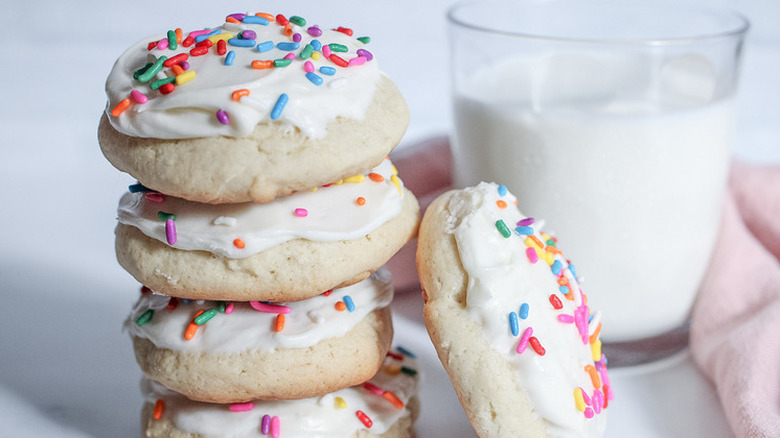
[0,1,777,436]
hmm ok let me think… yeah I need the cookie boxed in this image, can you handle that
[115,159,419,301]
[139,346,420,437]
[99,13,408,204]
[416,182,611,437]
[128,270,395,403]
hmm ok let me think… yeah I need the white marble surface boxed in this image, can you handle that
[0,0,777,436]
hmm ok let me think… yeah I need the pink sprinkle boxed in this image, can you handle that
[156,38,168,50]
[294,208,308,217]
[229,402,254,412]
[224,302,234,314]
[363,382,383,395]
[580,387,592,406]
[348,56,367,67]
[165,218,177,245]
[271,416,280,438]
[284,53,295,60]
[130,90,148,104]
[526,247,538,264]
[188,29,212,38]
[516,327,533,354]
[249,301,291,314]
[575,305,590,344]
[144,192,164,203]
[584,407,595,419]
[304,61,315,73]
[261,415,271,434]
[557,314,575,324]
[322,45,332,57]
[517,217,535,226]
[592,389,604,414]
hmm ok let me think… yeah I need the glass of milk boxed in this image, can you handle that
[449,0,748,365]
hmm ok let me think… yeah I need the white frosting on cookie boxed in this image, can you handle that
[105,13,381,139]
[117,158,404,258]
[127,269,393,354]
[141,347,418,437]
[447,182,609,437]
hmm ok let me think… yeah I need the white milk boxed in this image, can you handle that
[452,54,734,342]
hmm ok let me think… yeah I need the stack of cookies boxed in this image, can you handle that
[98,11,420,437]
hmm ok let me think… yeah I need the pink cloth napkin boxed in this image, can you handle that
[388,138,780,437]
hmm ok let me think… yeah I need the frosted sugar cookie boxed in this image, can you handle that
[139,346,420,437]
[99,12,408,204]
[115,158,419,301]
[416,182,611,437]
[128,270,395,403]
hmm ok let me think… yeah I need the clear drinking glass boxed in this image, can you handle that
[448,0,749,365]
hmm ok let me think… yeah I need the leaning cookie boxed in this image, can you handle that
[139,346,420,438]
[127,270,395,403]
[417,182,611,438]
[115,158,419,302]
[99,13,408,204]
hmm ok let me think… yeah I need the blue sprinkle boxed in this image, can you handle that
[515,226,533,235]
[181,299,192,304]
[509,312,519,336]
[396,346,416,358]
[225,50,236,66]
[569,263,578,279]
[305,72,323,86]
[242,15,270,25]
[256,41,275,53]
[498,184,507,196]
[343,295,355,312]
[195,29,221,43]
[228,38,256,47]
[319,66,336,76]
[270,93,288,120]
[551,260,563,276]
[277,42,300,51]
[559,285,570,295]
[310,39,322,51]
[519,303,529,320]
[128,183,151,193]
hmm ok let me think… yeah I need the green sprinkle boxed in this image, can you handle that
[400,366,418,377]
[137,56,167,83]
[217,301,227,313]
[289,15,306,26]
[546,238,556,247]
[329,43,348,52]
[357,36,371,44]
[133,62,153,80]
[194,308,218,325]
[274,58,292,68]
[136,309,154,326]
[167,30,178,50]
[495,219,511,238]
[299,44,314,60]
[150,77,176,90]
[157,211,177,221]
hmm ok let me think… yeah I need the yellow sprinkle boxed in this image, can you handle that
[574,388,586,412]
[390,174,402,195]
[525,237,543,251]
[334,397,347,409]
[310,187,318,192]
[383,364,401,375]
[333,179,343,185]
[208,32,234,43]
[542,251,555,266]
[175,70,196,85]
[591,338,602,362]
[343,174,366,184]
[311,51,322,61]
[391,164,399,175]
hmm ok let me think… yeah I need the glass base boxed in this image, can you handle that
[602,321,690,367]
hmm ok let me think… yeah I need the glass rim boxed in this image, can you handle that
[447,0,750,46]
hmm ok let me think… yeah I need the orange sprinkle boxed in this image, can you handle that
[589,322,602,344]
[585,365,602,388]
[256,12,275,21]
[356,197,366,206]
[111,98,131,117]
[170,64,184,76]
[283,24,293,36]
[496,200,507,209]
[175,28,183,44]
[251,60,274,69]
[153,399,165,420]
[233,238,245,249]
[184,310,205,340]
[382,391,404,409]
[225,16,240,24]
[275,314,285,332]
[558,277,569,286]
[528,235,544,249]
[232,89,250,101]
[368,172,384,182]
[335,301,347,312]
[545,246,563,255]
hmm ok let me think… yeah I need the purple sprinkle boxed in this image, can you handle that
[216,109,230,125]
[356,49,373,61]
[179,61,190,71]
[292,32,302,43]
[165,218,177,245]
[261,415,271,434]
[517,217,535,226]
[241,29,257,40]
[227,13,246,21]
[307,26,322,37]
